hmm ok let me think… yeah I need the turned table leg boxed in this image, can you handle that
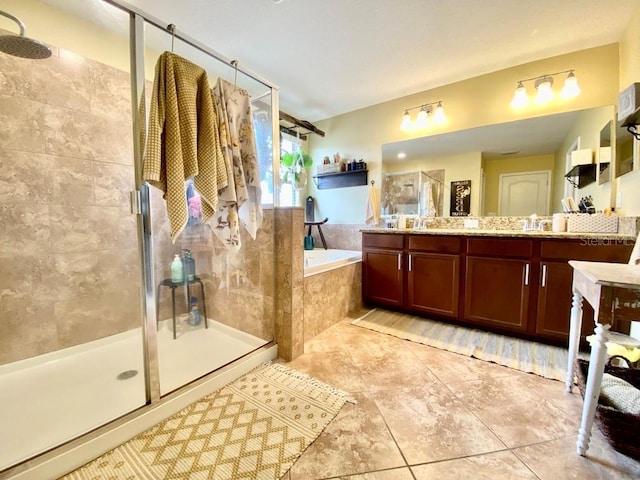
[566,291,583,392]
[576,322,610,456]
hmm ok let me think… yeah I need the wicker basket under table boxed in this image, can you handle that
[575,357,640,460]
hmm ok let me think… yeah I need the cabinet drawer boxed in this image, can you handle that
[541,239,634,262]
[408,235,461,253]
[363,233,404,250]
[467,237,533,258]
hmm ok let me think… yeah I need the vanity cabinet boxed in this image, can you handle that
[362,233,404,308]
[406,235,460,318]
[463,238,533,333]
[362,231,635,345]
[535,239,633,341]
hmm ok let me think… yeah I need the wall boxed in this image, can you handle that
[0,38,139,364]
[309,44,620,224]
[483,154,555,216]
[617,6,640,217]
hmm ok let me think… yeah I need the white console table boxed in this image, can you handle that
[565,260,640,456]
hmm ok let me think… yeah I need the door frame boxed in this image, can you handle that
[497,169,552,216]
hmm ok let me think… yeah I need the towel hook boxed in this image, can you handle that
[231,59,238,87]
[167,24,176,52]
[371,180,375,186]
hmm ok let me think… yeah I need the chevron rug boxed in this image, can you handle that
[352,309,568,382]
[61,363,352,480]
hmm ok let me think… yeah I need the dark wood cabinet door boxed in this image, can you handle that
[363,249,404,307]
[407,252,459,318]
[464,256,530,332]
[536,261,595,341]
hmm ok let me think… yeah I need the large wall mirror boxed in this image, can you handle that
[381,105,616,217]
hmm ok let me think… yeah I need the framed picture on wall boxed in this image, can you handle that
[450,180,471,216]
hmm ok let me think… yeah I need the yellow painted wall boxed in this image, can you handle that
[618,6,640,217]
[310,44,621,222]
[483,154,555,216]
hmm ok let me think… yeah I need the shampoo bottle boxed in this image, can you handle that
[188,296,201,326]
[183,250,196,281]
[170,254,184,283]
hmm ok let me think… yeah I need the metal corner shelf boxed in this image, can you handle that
[312,169,368,189]
[565,164,596,188]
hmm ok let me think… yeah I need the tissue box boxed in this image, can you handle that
[566,214,618,233]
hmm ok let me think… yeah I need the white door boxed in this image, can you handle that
[498,171,550,216]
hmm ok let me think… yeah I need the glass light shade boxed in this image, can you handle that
[400,111,412,131]
[433,103,445,124]
[561,72,580,99]
[510,84,529,108]
[416,107,429,128]
[535,79,554,104]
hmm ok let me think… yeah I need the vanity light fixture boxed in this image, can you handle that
[400,101,445,131]
[510,70,580,108]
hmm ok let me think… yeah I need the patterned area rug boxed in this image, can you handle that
[61,363,352,480]
[352,309,568,381]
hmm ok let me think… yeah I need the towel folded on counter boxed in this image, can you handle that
[365,184,380,225]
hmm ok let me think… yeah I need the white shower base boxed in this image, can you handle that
[0,318,268,471]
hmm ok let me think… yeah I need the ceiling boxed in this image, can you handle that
[41,0,639,123]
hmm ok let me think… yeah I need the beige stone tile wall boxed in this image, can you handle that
[0,47,139,364]
[311,223,365,251]
[303,263,363,343]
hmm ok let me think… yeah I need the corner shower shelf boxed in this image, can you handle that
[312,169,368,189]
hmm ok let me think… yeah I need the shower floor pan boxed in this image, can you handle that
[0,318,267,470]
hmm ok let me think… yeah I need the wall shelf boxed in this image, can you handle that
[565,164,596,188]
[313,169,368,189]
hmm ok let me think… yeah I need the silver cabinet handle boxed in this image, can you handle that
[524,263,530,286]
[541,264,547,287]
[408,254,412,272]
[397,253,402,270]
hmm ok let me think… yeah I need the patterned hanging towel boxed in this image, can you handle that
[210,77,262,253]
[142,51,227,243]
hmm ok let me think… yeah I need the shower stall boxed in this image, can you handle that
[0,0,280,475]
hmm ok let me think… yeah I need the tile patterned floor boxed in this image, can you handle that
[278,313,640,480]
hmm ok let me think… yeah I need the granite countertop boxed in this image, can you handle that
[360,228,636,241]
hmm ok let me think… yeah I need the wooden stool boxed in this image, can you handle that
[305,217,328,250]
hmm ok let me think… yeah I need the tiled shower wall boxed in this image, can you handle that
[0,45,139,364]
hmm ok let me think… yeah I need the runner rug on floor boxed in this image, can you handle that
[352,309,568,382]
[61,363,353,480]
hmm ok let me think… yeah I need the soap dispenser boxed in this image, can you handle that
[170,254,184,283]
[183,249,196,281]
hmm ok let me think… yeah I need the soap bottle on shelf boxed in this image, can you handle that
[188,296,201,326]
[183,249,196,281]
[170,254,184,283]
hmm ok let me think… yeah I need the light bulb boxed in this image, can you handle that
[510,82,529,108]
[400,110,412,131]
[433,102,445,124]
[416,107,429,128]
[535,77,554,104]
[561,71,580,99]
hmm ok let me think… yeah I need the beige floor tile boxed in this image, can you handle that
[341,467,415,479]
[411,450,537,479]
[447,375,579,448]
[404,340,525,384]
[303,325,350,354]
[372,384,506,464]
[289,391,406,479]
[513,431,640,480]
[285,349,368,393]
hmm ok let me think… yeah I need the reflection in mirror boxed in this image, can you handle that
[615,119,638,177]
[598,120,612,184]
[382,106,614,217]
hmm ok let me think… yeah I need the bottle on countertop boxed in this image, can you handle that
[183,249,196,281]
[170,254,184,283]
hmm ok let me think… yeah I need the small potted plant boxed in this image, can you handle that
[281,150,313,190]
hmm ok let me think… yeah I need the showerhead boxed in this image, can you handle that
[0,10,51,59]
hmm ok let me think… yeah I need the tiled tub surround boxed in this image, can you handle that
[0,40,139,364]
